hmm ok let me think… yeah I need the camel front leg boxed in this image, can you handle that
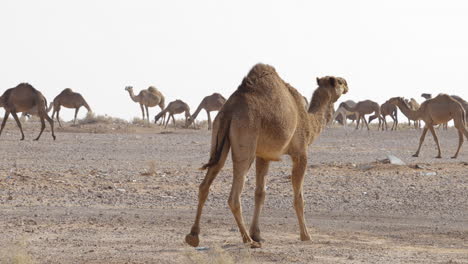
[139,104,145,120]
[355,114,361,130]
[0,111,10,137]
[11,112,25,140]
[44,112,56,140]
[185,141,231,247]
[413,126,429,157]
[291,154,310,241]
[56,109,63,128]
[206,110,212,130]
[250,157,270,243]
[74,107,80,125]
[363,116,370,130]
[428,126,442,158]
[145,105,150,122]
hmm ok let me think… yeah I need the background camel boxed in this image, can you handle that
[341,100,382,130]
[48,88,91,127]
[185,93,226,130]
[0,83,55,140]
[185,63,348,248]
[368,100,398,130]
[125,86,165,123]
[406,98,421,128]
[388,95,468,158]
[331,100,357,128]
[335,112,357,125]
[154,99,190,129]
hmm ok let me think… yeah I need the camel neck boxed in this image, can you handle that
[397,101,420,120]
[127,90,139,103]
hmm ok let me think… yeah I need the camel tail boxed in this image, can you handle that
[46,102,53,113]
[200,113,231,170]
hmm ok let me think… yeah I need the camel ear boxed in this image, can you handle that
[316,77,320,85]
[328,77,336,87]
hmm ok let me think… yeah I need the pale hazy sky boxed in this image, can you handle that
[1,0,467,121]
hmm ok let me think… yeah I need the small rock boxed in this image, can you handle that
[358,164,374,171]
[195,247,210,251]
[420,172,437,176]
[116,188,126,193]
[387,155,406,165]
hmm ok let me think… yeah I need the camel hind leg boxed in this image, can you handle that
[227,131,258,247]
[249,157,270,243]
[0,111,11,137]
[11,112,25,140]
[34,117,46,141]
[185,140,231,248]
[206,110,212,130]
[452,119,468,158]
[428,126,442,158]
[74,107,80,125]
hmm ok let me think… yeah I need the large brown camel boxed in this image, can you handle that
[185,93,226,130]
[341,100,382,130]
[368,100,398,130]
[0,83,55,140]
[185,63,348,248]
[125,86,165,122]
[331,100,357,127]
[388,95,468,158]
[48,88,91,127]
[154,99,191,129]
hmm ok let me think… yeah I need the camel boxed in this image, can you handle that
[341,100,382,130]
[0,83,55,140]
[185,63,348,248]
[368,100,398,130]
[48,88,91,127]
[154,99,191,129]
[335,112,357,125]
[331,100,357,127]
[388,95,468,158]
[125,86,165,123]
[406,98,421,128]
[185,93,226,130]
[422,93,468,129]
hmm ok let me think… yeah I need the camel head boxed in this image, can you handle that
[124,86,133,92]
[421,93,432,100]
[308,76,348,114]
[387,97,408,107]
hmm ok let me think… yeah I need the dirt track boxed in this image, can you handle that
[0,121,467,263]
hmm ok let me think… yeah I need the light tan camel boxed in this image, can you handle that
[185,63,348,248]
[341,100,382,130]
[368,100,398,130]
[125,86,165,122]
[48,88,91,127]
[422,93,468,129]
[331,100,357,127]
[388,95,468,158]
[403,98,421,128]
[185,93,226,130]
[154,99,191,129]
[0,83,55,140]
[335,112,357,125]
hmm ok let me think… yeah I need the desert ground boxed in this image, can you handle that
[0,119,467,264]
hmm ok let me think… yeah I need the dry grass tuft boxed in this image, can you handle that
[140,160,157,176]
[131,117,155,128]
[78,112,127,125]
[184,246,256,264]
[0,239,35,264]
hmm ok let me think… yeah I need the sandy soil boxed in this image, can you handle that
[0,120,467,264]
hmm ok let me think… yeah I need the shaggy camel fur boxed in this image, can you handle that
[388,95,468,158]
[154,99,190,129]
[331,100,357,127]
[125,86,165,122]
[0,83,55,140]
[341,100,382,130]
[369,100,398,130]
[185,93,226,130]
[48,88,91,127]
[185,63,348,248]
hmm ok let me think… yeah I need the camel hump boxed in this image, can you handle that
[147,86,159,94]
[238,63,278,93]
[60,88,74,94]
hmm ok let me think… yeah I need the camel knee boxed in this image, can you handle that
[254,187,265,202]
[228,196,241,213]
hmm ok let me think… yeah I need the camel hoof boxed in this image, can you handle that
[412,154,419,157]
[300,234,311,241]
[435,156,442,159]
[451,156,457,159]
[250,241,262,249]
[251,234,264,243]
[53,136,56,141]
[185,233,200,247]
